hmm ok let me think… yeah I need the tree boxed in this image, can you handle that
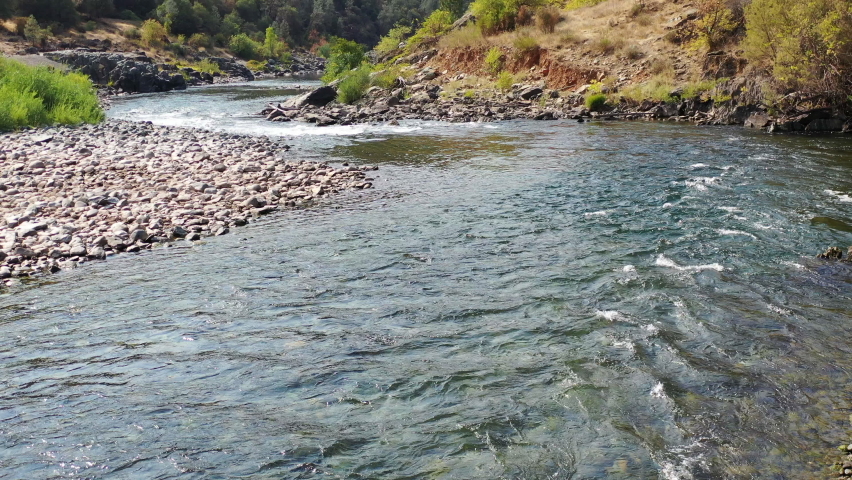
[17,0,79,26]
[113,0,158,18]
[77,0,117,18]
[321,37,365,82]
[156,0,199,35]
[439,0,466,20]
[0,0,16,19]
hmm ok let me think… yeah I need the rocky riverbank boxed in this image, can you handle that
[261,67,852,133]
[0,120,375,283]
[46,50,255,95]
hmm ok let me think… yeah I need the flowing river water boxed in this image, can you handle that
[2,80,852,479]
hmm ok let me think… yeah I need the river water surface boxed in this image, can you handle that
[2,80,852,479]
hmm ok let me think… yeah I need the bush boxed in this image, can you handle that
[471,0,529,34]
[376,24,412,54]
[261,26,288,60]
[23,16,50,48]
[622,45,643,60]
[246,59,267,71]
[124,27,141,40]
[140,19,167,47]
[743,0,852,98]
[496,70,514,91]
[188,33,212,49]
[84,21,98,32]
[516,5,534,27]
[77,0,116,19]
[536,5,560,33]
[321,37,366,83]
[693,0,738,51]
[585,93,606,111]
[513,35,539,52]
[156,0,198,36]
[119,10,141,21]
[407,9,453,49]
[484,46,504,75]
[371,65,405,89]
[337,65,372,104]
[0,58,104,131]
[194,59,222,74]
[229,33,261,60]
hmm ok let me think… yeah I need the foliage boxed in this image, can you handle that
[140,19,167,47]
[619,75,676,103]
[471,0,542,34]
[484,46,504,75]
[0,0,13,19]
[16,0,78,26]
[693,0,738,51]
[743,0,852,98]
[246,59,267,70]
[262,26,288,59]
[371,64,408,89]
[513,35,539,52]
[194,59,222,74]
[622,44,643,60]
[229,33,262,60]
[336,64,372,103]
[188,32,212,49]
[407,9,453,49]
[156,0,197,35]
[119,9,141,21]
[440,0,467,19]
[593,36,615,54]
[23,16,50,48]
[0,58,104,131]
[77,0,116,18]
[376,24,412,54]
[536,5,560,34]
[585,92,606,111]
[496,70,514,91]
[321,37,366,82]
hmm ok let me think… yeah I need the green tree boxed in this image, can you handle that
[439,0,466,20]
[229,32,261,59]
[192,2,221,33]
[261,26,287,58]
[17,0,78,26]
[157,0,199,35]
[744,0,852,97]
[0,0,17,19]
[321,37,365,82]
[77,0,117,18]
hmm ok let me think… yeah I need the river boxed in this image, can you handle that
[2,79,852,479]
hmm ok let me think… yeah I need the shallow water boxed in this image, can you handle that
[1,82,852,478]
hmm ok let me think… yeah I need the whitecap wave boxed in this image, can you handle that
[825,189,852,202]
[596,310,623,321]
[717,229,757,240]
[656,255,724,272]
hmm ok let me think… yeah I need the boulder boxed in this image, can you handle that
[282,85,338,108]
[519,86,544,100]
[805,118,845,132]
[744,112,772,129]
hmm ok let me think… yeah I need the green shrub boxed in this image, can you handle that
[536,5,560,33]
[585,92,606,111]
[124,27,141,40]
[376,24,412,54]
[188,33,212,49]
[513,35,539,52]
[229,33,261,60]
[246,59,267,70]
[337,65,372,104]
[140,19,167,48]
[119,10,141,21]
[23,16,50,48]
[407,9,453,49]
[496,70,515,91]
[693,0,738,51]
[471,0,533,34]
[84,21,98,32]
[371,65,406,89]
[484,46,504,75]
[0,58,104,131]
[321,37,366,83]
[195,59,222,74]
[262,26,288,60]
[743,0,852,97]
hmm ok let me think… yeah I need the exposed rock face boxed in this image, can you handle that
[204,57,255,81]
[46,50,187,94]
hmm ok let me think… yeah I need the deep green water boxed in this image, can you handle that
[1,81,852,478]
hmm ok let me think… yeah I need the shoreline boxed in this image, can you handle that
[0,120,375,284]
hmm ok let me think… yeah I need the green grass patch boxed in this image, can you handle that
[0,58,104,132]
[496,70,515,91]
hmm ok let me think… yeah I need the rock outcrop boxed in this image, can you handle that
[46,50,186,94]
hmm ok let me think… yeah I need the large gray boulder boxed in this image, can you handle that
[46,50,187,94]
[281,85,338,108]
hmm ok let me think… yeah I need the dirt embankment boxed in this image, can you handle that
[428,46,603,91]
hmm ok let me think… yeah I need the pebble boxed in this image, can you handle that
[0,120,375,283]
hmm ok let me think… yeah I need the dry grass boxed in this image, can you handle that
[438,24,488,48]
